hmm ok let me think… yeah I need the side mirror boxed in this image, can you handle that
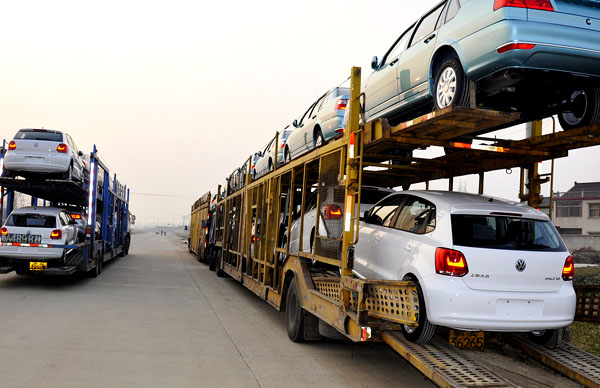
[78,151,83,156]
[293,119,298,128]
[371,56,379,70]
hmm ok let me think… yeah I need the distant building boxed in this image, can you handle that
[552,182,600,236]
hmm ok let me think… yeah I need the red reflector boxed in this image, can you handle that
[8,141,16,151]
[562,256,574,281]
[435,247,468,277]
[50,230,62,239]
[494,0,554,11]
[336,99,348,110]
[335,128,345,134]
[497,42,536,54]
[0,227,7,235]
[56,143,68,153]
[324,204,343,220]
[13,243,21,246]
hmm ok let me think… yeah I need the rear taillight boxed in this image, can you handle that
[497,42,536,54]
[435,247,468,277]
[50,230,62,239]
[562,256,574,281]
[335,99,348,110]
[494,0,554,11]
[57,143,68,153]
[323,204,343,220]
[8,141,16,151]
[70,214,82,219]
[335,128,345,134]
[1,227,8,235]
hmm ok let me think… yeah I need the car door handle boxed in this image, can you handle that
[389,58,399,66]
[311,115,316,119]
[424,34,436,44]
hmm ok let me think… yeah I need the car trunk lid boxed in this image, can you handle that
[528,1,600,33]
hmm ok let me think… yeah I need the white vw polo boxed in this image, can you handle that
[355,191,575,345]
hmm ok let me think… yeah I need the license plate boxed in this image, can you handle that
[1,234,42,244]
[449,330,484,350]
[29,262,47,271]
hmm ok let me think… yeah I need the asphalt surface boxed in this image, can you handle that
[0,232,435,388]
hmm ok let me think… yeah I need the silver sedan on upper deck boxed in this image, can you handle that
[283,87,350,162]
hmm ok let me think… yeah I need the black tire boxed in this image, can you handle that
[87,259,99,278]
[268,159,273,173]
[433,56,470,111]
[402,281,436,344]
[63,164,74,181]
[286,279,305,342]
[284,148,291,163]
[558,88,600,130]
[216,251,226,277]
[314,130,324,148]
[208,250,217,271]
[527,329,561,349]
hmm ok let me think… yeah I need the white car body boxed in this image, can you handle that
[355,191,575,332]
[0,206,78,259]
[3,128,87,182]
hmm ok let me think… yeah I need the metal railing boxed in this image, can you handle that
[554,191,600,200]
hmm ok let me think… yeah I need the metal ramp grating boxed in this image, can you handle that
[382,331,516,388]
[507,335,600,388]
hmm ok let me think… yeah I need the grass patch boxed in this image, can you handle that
[569,321,600,357]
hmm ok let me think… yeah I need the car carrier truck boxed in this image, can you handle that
[0,144,131,277]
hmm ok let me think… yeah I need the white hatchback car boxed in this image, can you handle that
[0,207,78,261]
[3,128,87,182]
[356,191,575,345]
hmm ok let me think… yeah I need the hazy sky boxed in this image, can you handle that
[2,0,598,226]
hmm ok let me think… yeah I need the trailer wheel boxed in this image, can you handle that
[286,279,305,342]
[216,251,226,277]
[527,329,561,349]
[558,88,600,130]
[401,281,436,344]
[208,250,216,271]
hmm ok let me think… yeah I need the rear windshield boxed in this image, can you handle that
[6,214,57,228]
[14,129,63,142]
[452,215,566,251]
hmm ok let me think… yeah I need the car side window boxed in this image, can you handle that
[445,0,460,24]
[409,3,445,47]
[310,94,326,116]
[382,25,415,66]
[394,197,436,234]
[368,196,404,227]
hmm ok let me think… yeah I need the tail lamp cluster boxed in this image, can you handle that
[50,230,62,239]
[494,0,554,11]
[435,248,469,277]
[562,256,574,281]
[1,227,7,235]
[335,99,349,111]
[323,204,343,220]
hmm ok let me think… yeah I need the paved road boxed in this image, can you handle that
[0,232,434,388]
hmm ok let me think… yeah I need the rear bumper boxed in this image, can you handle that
[462,19,600,82]
[423,276,576,331]
[3,154,70,173]
[0,247,64,259]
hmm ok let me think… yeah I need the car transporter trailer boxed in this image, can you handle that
[194,67,600,387]
[0,144,131,277]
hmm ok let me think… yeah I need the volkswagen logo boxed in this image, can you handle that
[515,259,526,272]
[34,142,39,148]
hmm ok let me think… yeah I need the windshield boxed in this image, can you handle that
[15,129,63,142]
[451,215,566,251]
[6,214,57,228]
